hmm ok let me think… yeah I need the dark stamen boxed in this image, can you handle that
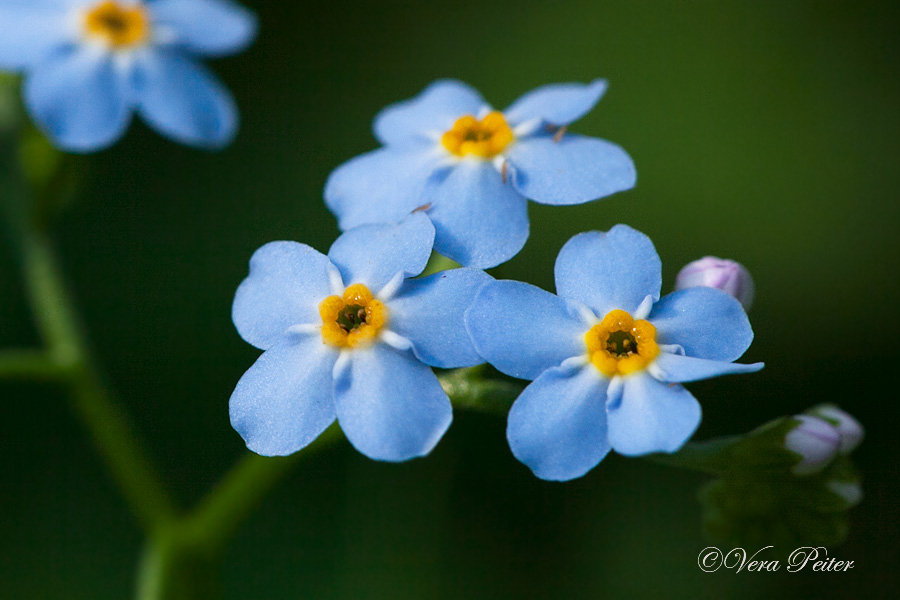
[336,304,367,331]
[606,330,638,357]
[100,14,128,32]
[463,129,492,142]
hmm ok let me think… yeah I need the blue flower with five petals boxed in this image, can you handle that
[465,225,763,481]
[0,0,256,151]
[230,213,491,461]
[325,79,636,268]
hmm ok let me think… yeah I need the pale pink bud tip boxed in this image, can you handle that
[784,415,841,475]
[808,405,864,454]
[675,256,755,309]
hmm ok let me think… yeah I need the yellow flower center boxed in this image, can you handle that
[585,309,660,377]
[84,1,150,49]
[319,284,388,348]
[441,111,514,158]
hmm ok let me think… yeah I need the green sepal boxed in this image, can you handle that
[721,416,805,475]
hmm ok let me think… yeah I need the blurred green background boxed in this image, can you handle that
[2,0,898,597]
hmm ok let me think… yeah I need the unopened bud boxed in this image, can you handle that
[784,416,840,475]
[808,404,864,454]
[675,257,755,309]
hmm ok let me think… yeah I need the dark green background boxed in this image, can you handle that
[2,0,898,597]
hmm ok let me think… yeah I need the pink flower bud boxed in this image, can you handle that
[675,257,755,309]
[784,416,841,475]
[808,405,864,454]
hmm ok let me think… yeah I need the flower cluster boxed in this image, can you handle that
[224,79,764,480]
[0,5,867,588]
[0,2,770,478]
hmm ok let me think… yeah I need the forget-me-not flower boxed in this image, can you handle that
[0,0,256,151]
[230,213,491,461]
[325,80,636,268]
[465,225,763,481]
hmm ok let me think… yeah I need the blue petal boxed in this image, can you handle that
[425,160,529,268]
[0,5,70,71]
[327,213,434,292]
[651,352,764,383]
[503,79,608,127]
[333,344,452,462]
[507,364,611,481]
[607,373,701,456]
[465,280,587,380]
[149,0,258,57]
[649,287,754,362]
[325,146,447,231]
[554,225,662,317]
[388,268,492,368]
[229,334,338,456]
[133,50,237,149]
[232,241,338,350]
[373,80,485,146]
[507,134,635,205]
[24,47,131,152]
[0,0,72,5]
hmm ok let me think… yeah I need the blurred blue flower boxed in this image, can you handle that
[230,213,491,461]
[325,80,636,268]
[0,0,256,151]
[465,225,763,481]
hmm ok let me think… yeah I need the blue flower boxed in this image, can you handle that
[325,79,636,269]
[229,213,491,461]
[465,225,763,481]
[0,0,256,151]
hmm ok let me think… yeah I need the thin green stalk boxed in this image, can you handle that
[0,349,63,380]
[20,228,177,532]
[181,369,522,557]
[135,537,177,600]
[183,424,345,553]
[135,531,221,600]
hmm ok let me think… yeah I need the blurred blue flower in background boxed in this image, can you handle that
[465,225,763,481]
[0,0,256,151]
[326,79,636,268]
[230,213,491,462]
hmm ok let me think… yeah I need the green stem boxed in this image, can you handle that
[135,537,176,600]
[0,349,63,380]
[184,424,345,553]
[20,228,177,532]
[180,369,521,557]
[135,532,221,600]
